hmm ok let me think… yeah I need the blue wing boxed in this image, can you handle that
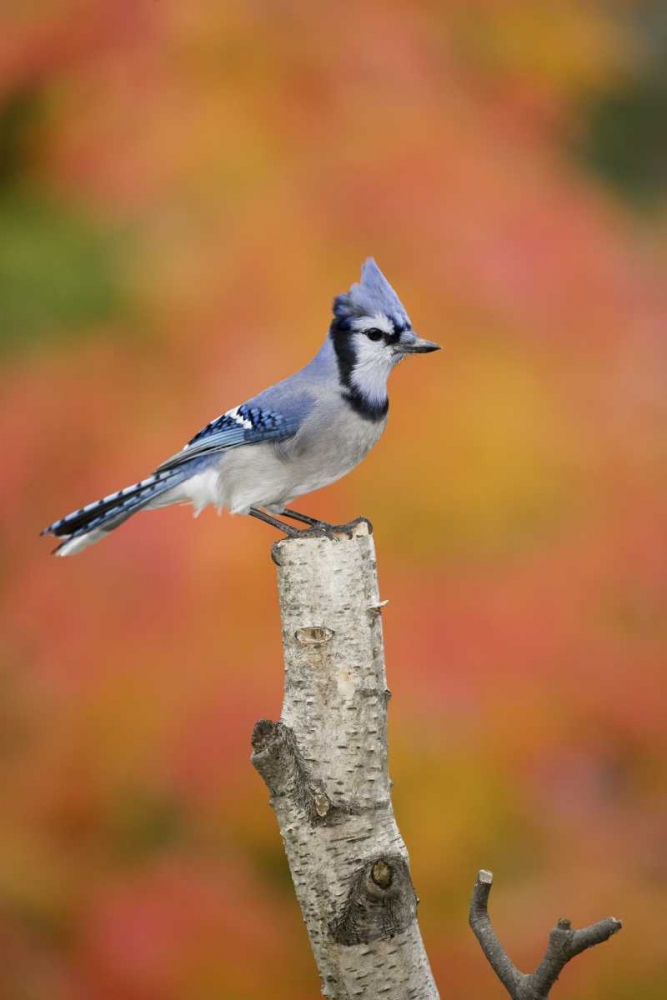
[155,402,301,473]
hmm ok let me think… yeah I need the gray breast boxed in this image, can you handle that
[219,403,387,513]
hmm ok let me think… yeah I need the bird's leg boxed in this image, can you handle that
[279,508,323,528]
[249,508,302,537]
[254,507,339,542]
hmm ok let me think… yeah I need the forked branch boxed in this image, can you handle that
[469,870,622,999]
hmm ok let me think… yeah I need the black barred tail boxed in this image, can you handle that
[41,469,186,556]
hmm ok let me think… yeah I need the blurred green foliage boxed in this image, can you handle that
[577,2,667,205]
[107,790,186,865]
[0,91,122,352]
[581,79,667,205]
[0,192,121,349]
[0,89,40,186]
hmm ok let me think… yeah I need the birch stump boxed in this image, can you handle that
[251,519,439,1000]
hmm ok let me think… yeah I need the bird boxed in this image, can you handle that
[42,258,440,556]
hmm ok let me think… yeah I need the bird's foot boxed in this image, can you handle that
[281,512,373,540]
[294,523,342,542]
[254,508,373,541]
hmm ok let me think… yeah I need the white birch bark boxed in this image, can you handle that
[251,520,439,1000]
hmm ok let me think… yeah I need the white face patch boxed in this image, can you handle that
[351,313,395,336]
[349,319,400,407]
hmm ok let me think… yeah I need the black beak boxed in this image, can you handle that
[401,335,442,354]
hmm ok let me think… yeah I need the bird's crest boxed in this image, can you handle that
[333,258,411,329]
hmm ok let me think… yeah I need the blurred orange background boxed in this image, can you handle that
[1,2,666,998]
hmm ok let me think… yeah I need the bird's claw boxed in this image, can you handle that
[330,516,373,538]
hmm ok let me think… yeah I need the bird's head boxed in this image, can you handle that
[330,258,440,419]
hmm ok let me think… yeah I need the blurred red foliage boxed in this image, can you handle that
[0,2,665,998]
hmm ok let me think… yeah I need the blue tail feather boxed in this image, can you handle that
[42,469,184,543]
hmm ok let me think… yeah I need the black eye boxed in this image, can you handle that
[365,328,383,342]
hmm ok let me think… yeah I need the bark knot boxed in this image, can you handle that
[330,853,418,946]
[251,719,276,752]
[295,625,335,646]
[371,860,393,889]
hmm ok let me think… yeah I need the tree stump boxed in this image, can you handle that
[251,521,439,1000]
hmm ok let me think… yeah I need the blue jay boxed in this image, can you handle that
[42,259,440,556]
